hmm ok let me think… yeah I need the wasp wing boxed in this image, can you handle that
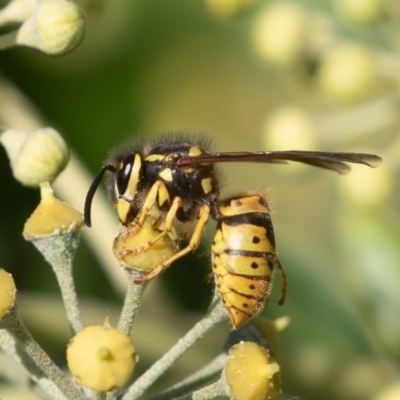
[177,151,382,174]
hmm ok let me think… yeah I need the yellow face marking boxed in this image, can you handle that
[157,184,170,208]
[189,146,202,156]
[145,154,165,162]
[201,177,213,194]
[116,198,132,225]
[123,153,142,198]
[159,168,173,182]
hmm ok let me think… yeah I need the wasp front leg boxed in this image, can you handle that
[127,196,183,256]
[134,203,211,284]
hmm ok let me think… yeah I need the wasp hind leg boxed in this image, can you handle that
[275,256,288,305]
[134,203,211,284]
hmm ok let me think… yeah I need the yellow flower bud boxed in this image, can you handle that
[262,107,318,151]
[0,127,69,187]
[23,182,83,239]
[67,325,136,392]
[317,44,376,103]
[252,3,305,66]
[224,341,280,400]
[16,0,86,55]
[339,161,392,207]
[113,219,178,272]
[0,269,17,319]
[336,0,384,25]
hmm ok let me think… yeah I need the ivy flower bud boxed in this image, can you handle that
[336,0,384,25]
[317,44,376,103]
[113,219,178,272]
[262,107,317,151]
[23,182,83,239]
[16,0,86,56]
[0,127,69,187]
[223,341,281,400]
[252,3,305,66]
[67,325,137,392]
[0,269,17,320]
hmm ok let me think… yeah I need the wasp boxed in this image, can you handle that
[84,133,381,329]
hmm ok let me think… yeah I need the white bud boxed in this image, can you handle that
[0,127,69,187]
[16,0,86,55]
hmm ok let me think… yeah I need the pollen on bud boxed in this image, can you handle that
[113,219,178,272]
[66,325,136,392]
[0,127,69,187]
[223,341,281,400]
[0,269,17,320]
[16,0,86,56]
[23,182,83,239]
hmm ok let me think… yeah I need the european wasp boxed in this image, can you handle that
[84,133,382,329]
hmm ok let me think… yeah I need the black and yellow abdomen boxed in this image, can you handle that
[212,195,285,330]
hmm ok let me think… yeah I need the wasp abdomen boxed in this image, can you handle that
[212,195,279,329]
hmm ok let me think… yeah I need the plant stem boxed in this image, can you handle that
[150,353,226,400]
[0,305,85,400]
[121,294,227,400]
[179,380,226,400]
[117,269,146,336]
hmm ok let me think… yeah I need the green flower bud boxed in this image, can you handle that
[252,3,305,66]
[113,219,178,272]
[0,269,17,320]
[67,325,137,392]
[317,44,376,103]
[0,127,69,187]
[223,341,281,400]
[16,0,86,55]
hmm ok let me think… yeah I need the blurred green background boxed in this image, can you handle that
[0,0,399,399]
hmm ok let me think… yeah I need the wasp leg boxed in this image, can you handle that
[134,204,211,284]
[137,180,171,226]
[275,257,288,305]
[127,196,182,255]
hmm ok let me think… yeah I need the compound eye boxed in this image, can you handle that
[116,154,135,195]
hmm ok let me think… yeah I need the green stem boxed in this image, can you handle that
[150,353,226,400]
[179,380,226,400]
[52,258,84,334]
[121,293,227,400]
[0,330,67,400]
[31,233,84,334]
[0,306,85,400]
[117,269,146,336]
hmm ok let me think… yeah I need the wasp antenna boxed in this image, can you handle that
[84,165,115,227]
